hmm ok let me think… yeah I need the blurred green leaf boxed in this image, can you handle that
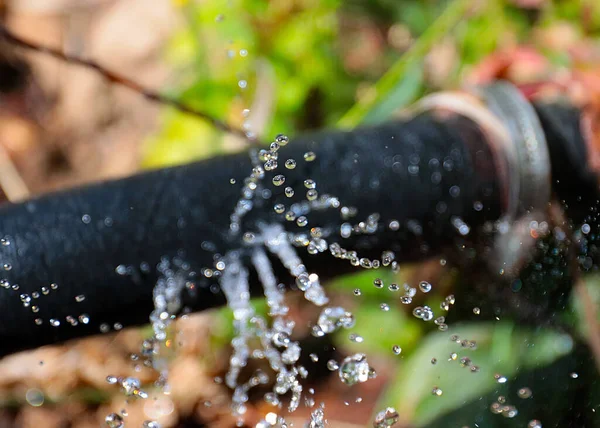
[384,322,574,426]
[341,300,423,356]
[359,60,424,125]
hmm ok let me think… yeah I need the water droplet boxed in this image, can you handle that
[380,303,390,312]
[418,281,432,293]
[528,420,542,428]
[114,264,128,275]
[502,405,518,418]
[518,387,532,399]
[284,187,294,197]
[449,185,460,197]
[274,203,285,214]
[306,189,318,201]
[105,413,124,428]
[272,175,285,186]
[349,333,363,343]
[494,373,508,384]
[243,232,255,243]
[3,263,11,271]
[308,406,326,428]
[1,237,10,246]
[327,359,339,371]
[282,342,301,364]
[338,354,375,385]
[81,214,91,224]
[432,386,443,396]
[381,251,394,266]
[25,388,44,407]
[412,306,434,321]
[304,151,316,162]
[392,345,401,355]
[317,307,355,333]
[75,294,85,303]
[121,377,142,396]
[49,318,60,327]
[297,216,308,227]
[264,159,278,171]
[473,307,481,315]
[304,179,316,189]
[373,407,399,427]
[285,159,297,169]
[354,288,362,296]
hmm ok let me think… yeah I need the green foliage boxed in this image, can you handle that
[143,0,357,168]
[329,270,423,356]
[383,322,574,426]
[141,1,600,425]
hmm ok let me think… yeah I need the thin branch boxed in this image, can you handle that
[0,25,254,142]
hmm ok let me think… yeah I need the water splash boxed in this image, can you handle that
[338,353,376,385]
[373,407,399,427]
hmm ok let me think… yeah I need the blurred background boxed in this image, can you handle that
[1,0,600,427]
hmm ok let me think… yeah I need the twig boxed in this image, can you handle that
[0,25,254,142]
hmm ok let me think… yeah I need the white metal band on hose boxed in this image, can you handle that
[479,81,552,218]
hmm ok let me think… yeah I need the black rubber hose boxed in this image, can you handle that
[0,112,501,357]
[533,102,598,224]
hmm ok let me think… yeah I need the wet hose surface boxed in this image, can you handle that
[533,102,598,224]
[0,102,587,358]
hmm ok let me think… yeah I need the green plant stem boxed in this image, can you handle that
[337,0,473,129]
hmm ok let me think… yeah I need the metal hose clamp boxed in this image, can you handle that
[478,81,551,219]
[477,81,552,276]
[410,81,552,276]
